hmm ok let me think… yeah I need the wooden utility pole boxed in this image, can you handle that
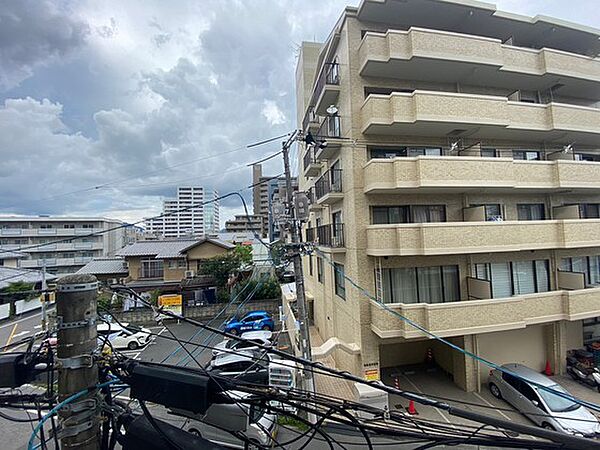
[56,274,100,450]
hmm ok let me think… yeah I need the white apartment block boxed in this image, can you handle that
[145,187,219,238]
[297,0,600,391]
[0,216,126,275]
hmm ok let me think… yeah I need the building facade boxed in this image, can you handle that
[252,164,298,239]
[0,216,126,275]
[297,0,600,391]
[145,187,219,238]
[224,214,265,235]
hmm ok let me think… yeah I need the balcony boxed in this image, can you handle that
[361,91,600,145]
[363,157,600,194]
[303,147,322,177]
[306,188,322,211]
[311,62,341,116]
[315,115,342,160]
[370,287,600,340]
[365,219,600,257]
[358,28,600,100]
[305,224,345,249]
[302,106,321,134]
[315,169,343,205]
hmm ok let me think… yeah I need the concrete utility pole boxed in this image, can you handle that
[41,261,47,332]
[56,274,100,450]
[281,131,316,397]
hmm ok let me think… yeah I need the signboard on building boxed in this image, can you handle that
[363,361,380,381]
[158,294,182,316]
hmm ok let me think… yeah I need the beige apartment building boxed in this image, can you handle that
[296,0,600,391]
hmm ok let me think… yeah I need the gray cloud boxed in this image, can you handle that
[4,0,594,228]
[0,0,90,90]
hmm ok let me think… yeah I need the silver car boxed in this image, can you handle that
[489,363,600,437]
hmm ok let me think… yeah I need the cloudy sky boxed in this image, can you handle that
[0,0,598,227]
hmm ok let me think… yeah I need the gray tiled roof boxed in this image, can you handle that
[116,238,235,259]
[76,257,128,275]
[0,250,27,259]
[0,267,57,289]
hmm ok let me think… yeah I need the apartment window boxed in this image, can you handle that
[369,146,442,159]
[63,224,75,229]
[317,257,323,283]
[40,224,53,229]
[481,148,497,158]
[63,253,74,259]
[575,153,600,162]
[372,205,446,224]
[334,263,346,299]
[561,256,600,285]
[471,204,502,221]
[517,204,545,221]
[308,255,313,276]
[81,224,94,229]
[381,265,459,304]
[409,147,442,157]
[475,260,549,298]
[513,150,541,161]
[580,204,600,219]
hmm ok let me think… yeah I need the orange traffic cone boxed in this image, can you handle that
[544,360,553,376]
[407,400,418,415]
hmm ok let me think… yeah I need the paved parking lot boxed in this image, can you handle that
[382,365,543,430]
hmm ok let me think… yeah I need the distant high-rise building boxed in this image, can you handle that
[145,187,219,238]
[204,190,220,236]
[252,164,297,239]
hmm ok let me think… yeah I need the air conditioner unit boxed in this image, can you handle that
[184,270,195,279]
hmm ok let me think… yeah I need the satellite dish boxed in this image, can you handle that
[326,105,338,116]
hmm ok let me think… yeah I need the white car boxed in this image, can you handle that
[97,322,152,350]
[173,390,278,449]
[211,330,273,358]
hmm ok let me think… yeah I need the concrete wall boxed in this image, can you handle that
[477,325,546,386]
[111,298,281,325]
[186,242,231,260]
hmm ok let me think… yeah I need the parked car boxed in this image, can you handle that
[97,322,152,350]
[224,311,274,335]
[212,330,273,358]
[489,363,600,437]
[207,351,269,385]
[171,390,278,449]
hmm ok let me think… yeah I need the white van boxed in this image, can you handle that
[97,322,151,350]
[174,391,278,449]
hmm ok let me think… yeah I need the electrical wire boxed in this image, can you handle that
[315,248,600,415]
[1,132,291,211]
[0,173,282,262]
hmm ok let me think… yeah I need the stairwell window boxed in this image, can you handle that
[317,257,323,283]
[334,263,346,299]
[381,265,459,304]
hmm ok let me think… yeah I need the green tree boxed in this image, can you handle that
[0,281,35,301]
[233,244,253,266]
[199,253,244,288]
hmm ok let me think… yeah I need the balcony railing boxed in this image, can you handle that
[316,115,341,139]
[315,169,343,200]
[305,224,345,248]
[303,147,316,171]
[302,105,320,133]
[314,62,340,103]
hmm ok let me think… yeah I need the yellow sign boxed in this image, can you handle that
[158,294,182,307]
[364,369,379,381]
